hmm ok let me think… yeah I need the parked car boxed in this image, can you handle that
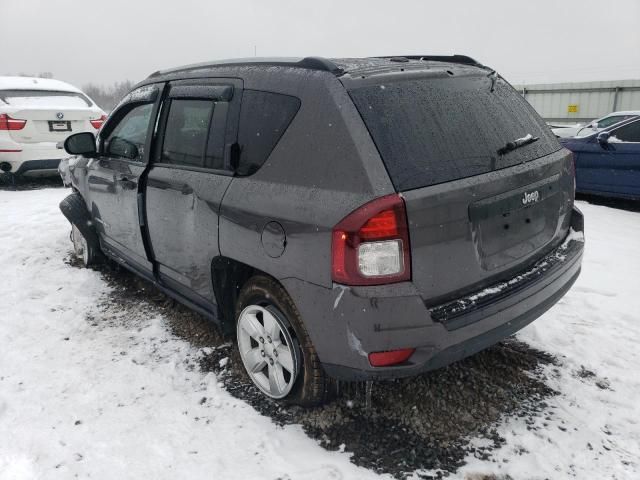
[551,111,640,138]
[0,76,106,177]
[560,116,640,200]
[59,56,584,405]
[549,123,584,138]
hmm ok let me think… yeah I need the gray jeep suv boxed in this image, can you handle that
[60,55,584,405]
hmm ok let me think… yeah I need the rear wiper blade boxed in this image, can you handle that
[498,133,539,156]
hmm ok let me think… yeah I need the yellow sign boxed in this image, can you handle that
[568,104,579,113]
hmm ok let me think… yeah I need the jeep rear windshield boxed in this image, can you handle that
[348,75,561,191]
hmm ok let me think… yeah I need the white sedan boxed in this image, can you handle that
[0,76,106,177]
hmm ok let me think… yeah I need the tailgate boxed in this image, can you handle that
[345,64,574,303]
[403,149,575,304]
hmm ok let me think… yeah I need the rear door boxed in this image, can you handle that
[145,79,240,307]
[348,71,574,303]
[575,119,640,197]
[87,84,162,275]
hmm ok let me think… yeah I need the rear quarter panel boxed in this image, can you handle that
[219,70,393,288]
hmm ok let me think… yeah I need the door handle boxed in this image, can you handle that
[180,185,193,195]
[119,177,137,190]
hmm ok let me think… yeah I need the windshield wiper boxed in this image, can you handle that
[497,133,539,156]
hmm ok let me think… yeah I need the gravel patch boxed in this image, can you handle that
[82,251,559,479]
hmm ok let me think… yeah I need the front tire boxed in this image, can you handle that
[235,276,331,406]
[71,224,99,267]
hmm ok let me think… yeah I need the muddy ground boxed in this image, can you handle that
[11,175,562,477]
[86,258,559,479]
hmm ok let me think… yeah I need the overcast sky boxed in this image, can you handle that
[2,0,639,88]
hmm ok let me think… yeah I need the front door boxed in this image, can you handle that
[86,85,161,274]
[574,138,611,193]
[145,80,239,308]
[576,119,640,197]
[603,119,640,197]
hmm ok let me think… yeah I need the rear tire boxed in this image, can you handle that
[234,275,332,406]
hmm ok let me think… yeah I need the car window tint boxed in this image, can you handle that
[349,76,560,191]
[204,102,229,170]
[597,116,625,128]
[611,120,640,142]
[236,90,301,176]
[105,103,153,161]
[161,99,214,168]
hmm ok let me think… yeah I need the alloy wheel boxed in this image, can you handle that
[236,304,299,399]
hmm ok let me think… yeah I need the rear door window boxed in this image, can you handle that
[236,90,301,175]
[161,99,214,167]
[349,75,561,191]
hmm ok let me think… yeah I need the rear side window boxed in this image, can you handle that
[349,75,561,191]
[0,89,93,108]
[236,90,301,176]
[161,99,214,167]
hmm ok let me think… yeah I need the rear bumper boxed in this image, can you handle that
[14,159,61,176]
[0,142,65,175]
[283,206,584,381]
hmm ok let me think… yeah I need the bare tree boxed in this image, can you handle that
[83,80,135,112]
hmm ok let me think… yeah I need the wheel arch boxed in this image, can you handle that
[211,256,260,335]
[211,257,306,337]
[59,191,101,252]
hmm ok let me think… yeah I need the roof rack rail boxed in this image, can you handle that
[148,56,344,78]
[375,55,485,68]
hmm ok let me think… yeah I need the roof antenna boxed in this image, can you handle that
[487,70,498,92]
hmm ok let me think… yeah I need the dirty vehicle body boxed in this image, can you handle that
[60,56,584,405]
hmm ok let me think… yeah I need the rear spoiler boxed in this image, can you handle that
[375,55,487,69]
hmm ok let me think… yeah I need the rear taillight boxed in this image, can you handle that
[0,113,27,130]
[90,114,107,130]
[569,152,576,198]
[332,194,411,285]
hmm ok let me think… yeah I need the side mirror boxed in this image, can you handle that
[596,131,611,147]
[64,132,97,157]
[107,137,139,160]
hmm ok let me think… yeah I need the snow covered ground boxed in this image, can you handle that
[0,187,638,480]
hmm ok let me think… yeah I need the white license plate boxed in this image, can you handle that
[49,121,70,132]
